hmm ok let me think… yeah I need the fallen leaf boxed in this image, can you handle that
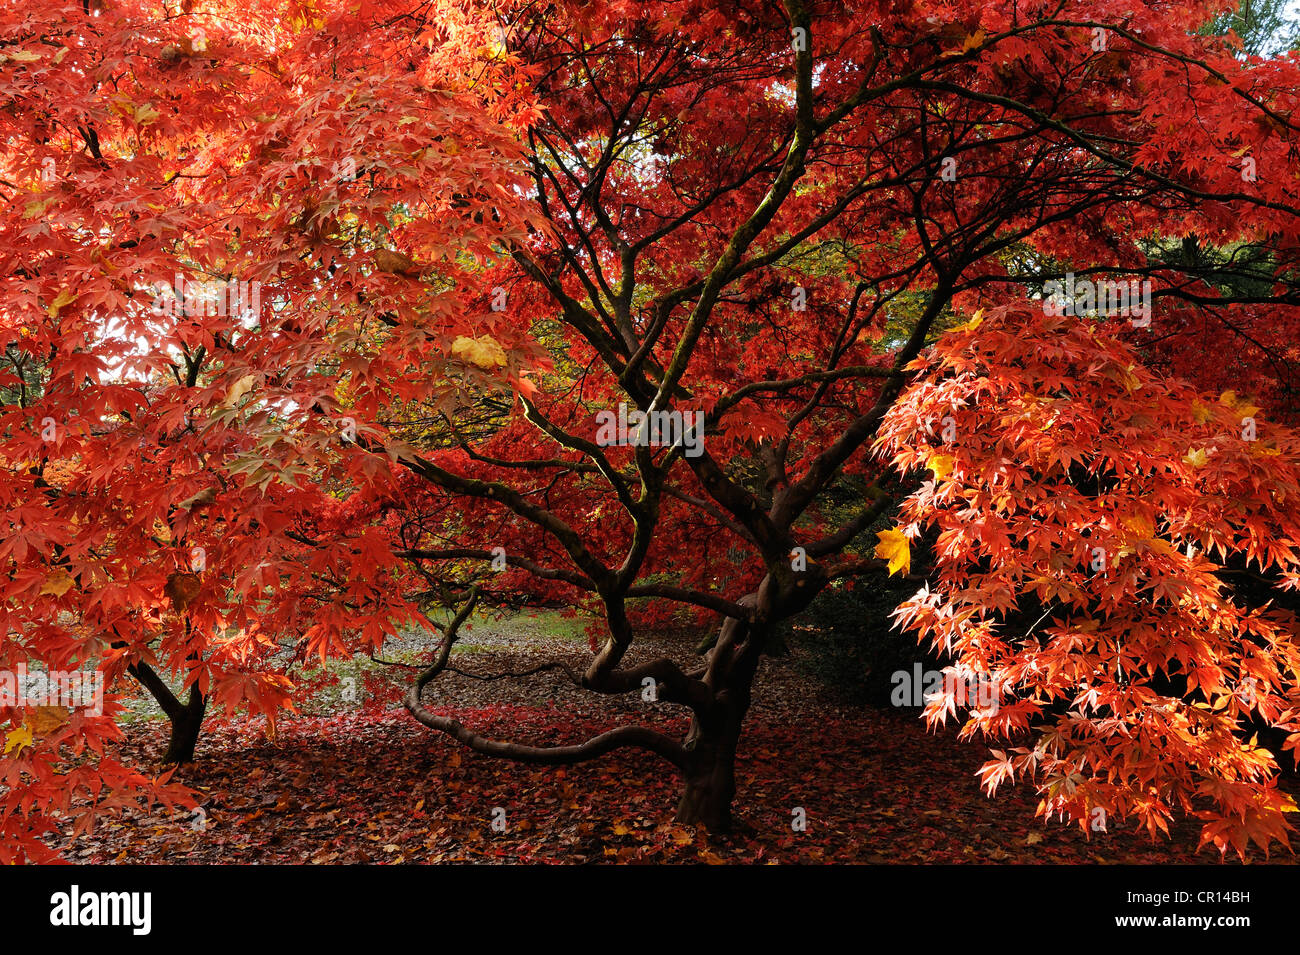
[179,486,217,511]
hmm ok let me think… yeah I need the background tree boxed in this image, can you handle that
[0,0,530,861]
[1200,0,1300,57]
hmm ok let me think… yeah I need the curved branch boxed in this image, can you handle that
[403,700,689,769]
[625,583,753,620]
[397,547,594,589]
[402,586,689,768]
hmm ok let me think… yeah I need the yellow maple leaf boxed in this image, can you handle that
[1183,447,1209,468]
[926,453,955,481]
[452,335,507,370]
[134,103,160,125]
[1218,389,1261,419]
[874,529,911,577]
[47,289,76,318]
[1122,512,1155,539]
[1191,400,1213,424]
[4,725,33,755]
[1147,538,1176,557]
[23,197,55,220]
[962,308,985,331]
[40,570,75,597]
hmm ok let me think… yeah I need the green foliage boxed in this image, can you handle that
[1200,0,1300,56]
[781,579,940,706]
[0,345,42,408]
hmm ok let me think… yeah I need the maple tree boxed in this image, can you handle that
[6,0,1300,863]
[0,0,533,861]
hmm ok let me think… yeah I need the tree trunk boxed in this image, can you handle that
[162,684,207,764]
[674,614,759,831]
[675,714,742,830]
[127,658,207,765]
[672,575,817,831]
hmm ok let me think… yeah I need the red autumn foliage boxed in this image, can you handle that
[5,0,1300,862]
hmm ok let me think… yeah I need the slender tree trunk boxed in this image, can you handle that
[127,659,207,764]
[161,684,207,764]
